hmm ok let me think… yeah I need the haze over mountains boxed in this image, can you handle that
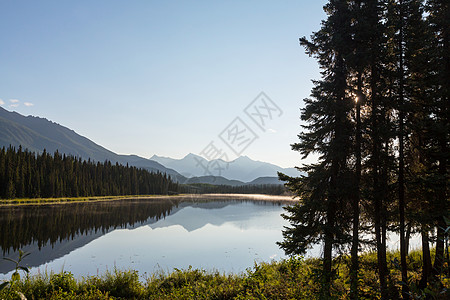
[151,153,298,183]
[0,107,299,184]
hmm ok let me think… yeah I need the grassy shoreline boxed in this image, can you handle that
[0,194,186,206]
[0,193,296,207]
[1,249,448,299]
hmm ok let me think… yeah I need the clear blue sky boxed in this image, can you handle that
[0,0,327,168]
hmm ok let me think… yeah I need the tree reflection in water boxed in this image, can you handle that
[0,196,289,276]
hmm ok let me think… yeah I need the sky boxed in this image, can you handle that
[0,0,327,168]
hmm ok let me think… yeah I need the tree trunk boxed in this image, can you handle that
[433,131,448,277]
[323,165,338,298]
[398,1,409,298]
[350,72,363,300]
[433,216,446,276]
[381,209,389,282]
[405,223,411,255]
[323,230,333,299]
[432,0,450,281]
[371,56,389,299]
[419,229,432,289]
[381,143,390,288]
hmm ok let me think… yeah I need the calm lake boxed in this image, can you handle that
[0,195,301,280]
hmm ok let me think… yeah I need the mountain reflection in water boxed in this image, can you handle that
[0,196,291,277]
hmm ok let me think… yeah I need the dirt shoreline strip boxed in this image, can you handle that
[0,193,297,207]
[200,193,297,202]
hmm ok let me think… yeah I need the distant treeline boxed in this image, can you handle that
[180,183,287,195]
[0,146,179,199]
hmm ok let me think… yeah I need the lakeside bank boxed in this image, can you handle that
[0,193,296,207]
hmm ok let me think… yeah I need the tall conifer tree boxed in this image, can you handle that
[278,0,354,296]
[425,0,449,278]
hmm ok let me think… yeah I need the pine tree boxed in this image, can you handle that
[346,1,375,297]
[396,0,436,291]
[278,0,354,296]
[281,0,448,296]
[425,0,449,278]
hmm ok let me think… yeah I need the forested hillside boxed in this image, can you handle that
[0,146,179,199]
[0,107,182,178]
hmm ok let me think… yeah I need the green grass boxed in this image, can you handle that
[0,194,184,206]
[1,250,448,299]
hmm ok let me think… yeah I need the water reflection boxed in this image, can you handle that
[0,197,290,277]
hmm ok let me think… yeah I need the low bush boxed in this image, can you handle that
[0,251,448,299]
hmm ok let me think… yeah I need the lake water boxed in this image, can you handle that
[0,196,296,279]
[0,195,420,280]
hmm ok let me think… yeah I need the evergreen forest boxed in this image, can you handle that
[0,146,179,199]
[279,0,449,299]
[0,146,286,200]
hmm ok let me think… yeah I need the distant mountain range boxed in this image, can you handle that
[0,107,300,184]
[0,106,181,178]
[181,175,284,186]
[151,153,298,183]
